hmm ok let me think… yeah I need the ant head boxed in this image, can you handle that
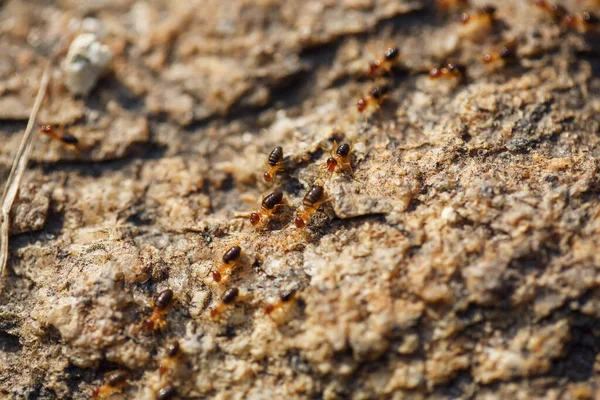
[429,67,442,78]
[212,270,222,282]
[294,216,306,228]
[263,172,273,182]
[368,60,380,75]
[357,98,367,113]
[327,158,338,172]
[250,212,261,225]
[40,124,52,134]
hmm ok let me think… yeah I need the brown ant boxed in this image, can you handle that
[483,42,518,66]
[263,146,285,182]
[210,287,240,318]
[92,370,129,398]
[357,85,390,115]
[533,0,568,21]
[320,141,354,178]
[459,6,496,40]
[294,185,330,228]
[159,341,181,376]
[563,11,599,32]
[249,191,287,228]
[39,124,80,152]
[156,385,177,400]
[368,47,400,77]
[264,288,297,315]
[212,246,242,283]
[143,289,173,331]
[428,62,466,81]
[436,0,470,10]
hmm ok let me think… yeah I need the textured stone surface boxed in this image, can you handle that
[1,0,600,399]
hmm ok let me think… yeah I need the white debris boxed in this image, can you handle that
[63,33,113,96]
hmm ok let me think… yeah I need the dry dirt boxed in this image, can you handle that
[1,0,600,399]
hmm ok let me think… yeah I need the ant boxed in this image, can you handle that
[212,246,242,283]
[92,370,129,398]
[320,141,354,178]
[249,191,287,228]
[563,11,599,33]
[368,47,400,77]
[210,287,240,318]
[483,42,518,66]
[428,62,466,81]
[159,341,181,376]
[143,289,173,331]
[459,6,496,40]
[263,146,285,182]
[156,385,177,400]
[39,124,80,152]
[357,85,390,115]
[533,0,568,22]
[295,185,330,228]
[436,0,469,9]
[264,288,297,315]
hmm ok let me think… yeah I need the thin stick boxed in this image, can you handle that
[0,64,51,280]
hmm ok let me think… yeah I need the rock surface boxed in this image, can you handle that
[1,0,600,399]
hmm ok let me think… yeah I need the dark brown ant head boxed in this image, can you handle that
[61,133,79,145]
[268,146,283,166]
[294,216,307,228]
[280,288,297,302]
[384,47,399,61]
[166,341,180,358]
[156,385,177,400]
[223,246,242,264]
[263,172,273,182]
[212,271,222,282]
[222,287,239,304]
[357,98,367,113]
[336,143,351,157]
[106,370,129,387]
[262,191,284,210]
[250,212,261,225]
[156,289,174,310]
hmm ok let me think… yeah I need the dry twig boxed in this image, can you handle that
[0,64,51,281]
